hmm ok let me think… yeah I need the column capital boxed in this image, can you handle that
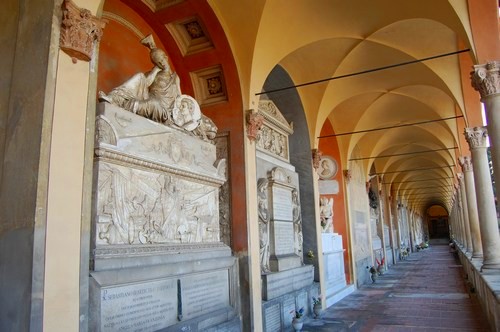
[464,126,488,149]
[456,172,464,182]
[471,61,500,100]
[458,156,473,172]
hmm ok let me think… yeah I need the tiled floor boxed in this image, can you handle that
[300,244,491,331]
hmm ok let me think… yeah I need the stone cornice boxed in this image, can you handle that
[471,61,500,100]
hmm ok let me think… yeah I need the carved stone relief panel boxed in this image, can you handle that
[215,132,231,248]
[95,162,220,246]
[255,100,293,161]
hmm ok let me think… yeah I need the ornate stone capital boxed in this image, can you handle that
[471,61,500,100]
[464,126,488,149]
[343,169,352,184]
[456,172,464,182]
[311,149,322,170]
[60,0,106,63]
[246,109,264,142]
[458,156,473,172]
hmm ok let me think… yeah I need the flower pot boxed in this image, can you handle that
[313,303,322,318]
[292,318,304,331]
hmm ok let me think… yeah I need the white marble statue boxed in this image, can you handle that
[258,178,271,273]
[98,34,217,142]
[320,196,334,233]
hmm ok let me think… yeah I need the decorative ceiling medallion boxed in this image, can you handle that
[141,0,184,12]
[190,66,228,106]
[166,17,213,56]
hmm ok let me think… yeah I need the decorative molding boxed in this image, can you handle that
[471,61,500,100]
[60,0,106,63]
[102,12,144,39]
[258,100,294,135]
[464,126,488,149]
[458,156,473,172]
[343,169,352,184]
[311,149,322,170]
[95,147,225,187]
[141,0,185,12]
[94,242,227,258]
[246,109,265,142]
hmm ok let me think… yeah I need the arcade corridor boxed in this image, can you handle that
[301,243,490,331]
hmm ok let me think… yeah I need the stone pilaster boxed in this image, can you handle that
[464,127,500,270]
[457,173,472,253]
[459,156,483,258]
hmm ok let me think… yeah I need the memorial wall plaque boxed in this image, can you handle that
[271,186,293,221]
[181,270,230,320]
[100,279,177,332]
[264,303,281,332]
[272,221,295,255]
[282,296,295,327]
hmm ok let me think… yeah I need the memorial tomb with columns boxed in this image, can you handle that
[255,100,319,331]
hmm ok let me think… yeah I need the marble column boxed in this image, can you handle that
[471,62,500,206]
[457,173,473,253]
[459,156,483,258]
[465,127,500,270]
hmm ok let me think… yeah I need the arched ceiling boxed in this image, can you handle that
[209,0,489,214]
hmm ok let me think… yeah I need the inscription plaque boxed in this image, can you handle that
[181,270,230,320]
[272,221,295,255]
[101,279,177,332]
[264,303,281,332]
[271,186,293,221]
[282,297,295,327]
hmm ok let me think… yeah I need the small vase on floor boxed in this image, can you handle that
[292,318,303,331]
[313,303,322,318]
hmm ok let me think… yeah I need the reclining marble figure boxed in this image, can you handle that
[98,34,217,141]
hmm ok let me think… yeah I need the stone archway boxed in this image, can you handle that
[426,205,450,240]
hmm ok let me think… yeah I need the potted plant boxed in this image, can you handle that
[312,296,322,318]
[291,308,304,331]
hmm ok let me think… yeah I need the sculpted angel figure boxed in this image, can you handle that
[320,196,334,233]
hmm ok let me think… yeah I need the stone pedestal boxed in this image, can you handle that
[322,233,354,307]
[90,103,239,332]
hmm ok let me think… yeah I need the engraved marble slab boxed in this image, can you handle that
[100,279,177,332]
[271,221,295,255]
[264,303,281,332]
[318,180,339,194]
[282,296,295,328]
[270,186,293,221]
[181,270,230,320]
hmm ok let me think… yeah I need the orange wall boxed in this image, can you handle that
[319,120,352,283]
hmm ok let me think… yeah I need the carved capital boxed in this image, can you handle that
[60,0,106,63]
[246,109,264,142]
[471,61,500,100]
[343,169,352,184]
[311,149,322,170]
[458,156,473,172]
[464,126,488,149]
[456,172,464,183]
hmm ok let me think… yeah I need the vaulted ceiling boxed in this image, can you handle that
[112,0,495,213]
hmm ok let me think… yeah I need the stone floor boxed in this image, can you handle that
[300,243,491,331]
